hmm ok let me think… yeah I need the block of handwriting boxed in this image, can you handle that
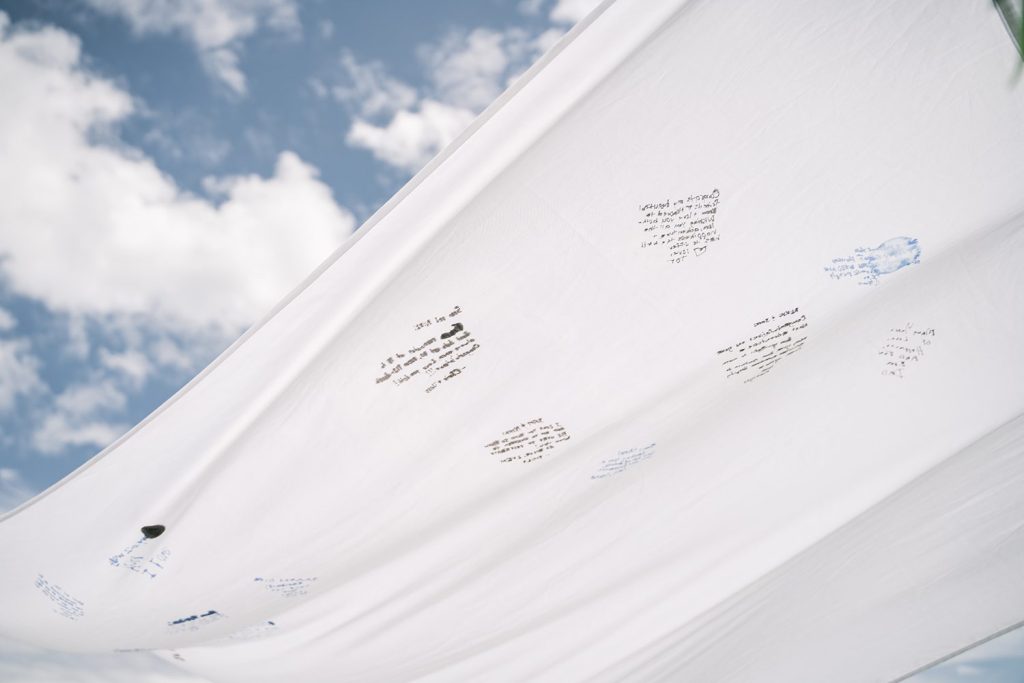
[108,536,171,580]
[374,305,481,394]
[716,307,808,383]
[638,189,720,265]
[34,574,84,621]
[879,323,935,379]
[485,418,571,464]
[590,443,656,480]
[253,576,317,598]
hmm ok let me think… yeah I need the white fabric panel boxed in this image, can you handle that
[2,1,1024,681]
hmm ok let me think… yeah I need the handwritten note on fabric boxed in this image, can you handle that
[486,418,571,464]
[591,443,656,480]
[374,305,481,394]
[639,190,720,264]
[109,536,171,579]
[34,575,84,621]
[879,323,935,378]
[254,577,317,598]
[717,307,808,383]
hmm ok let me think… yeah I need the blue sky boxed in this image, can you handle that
[0,1,1020,680]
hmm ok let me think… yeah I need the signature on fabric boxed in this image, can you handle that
[486,418,570,464]
[824,236,920,285]
[879,323,935,379]
[639,189,720,264]
[717,307,808,383]
[34,574,84,621]
[591,443,656,479]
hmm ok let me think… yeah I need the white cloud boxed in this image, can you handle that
[31,380,130,455]
[53,381,127,417]
[518,0,546,16]
[419,27,544,111]
[954,663,984,676]
[0,636,209,683]
[82,0,301,94]
[319,18,334,40]
[0,306,15,331]
[339,26,557,175]
[66,315,91,360]
[199,44,246,94]
[99,348,153,386]
[0,14,355,456]
[0,15,354,342]
[531,27,566,58]
[0,468,35,513]
[550,0,602,24]
[150,337,195,371]
[0,338,43,413]
[32,414,128,455]
[331,50,418,117]
[346,100,475,173]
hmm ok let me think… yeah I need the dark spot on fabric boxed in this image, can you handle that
[141,525,165,539]
[440,322,464,339]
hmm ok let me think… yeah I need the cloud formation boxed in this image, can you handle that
[327,51,418,118]
[83,0,301,94]
[338,26,562,174]
[0,468,35,514]
[31,380,130,456]
[0,12,354,455]
[549,0,603,24]
[0,339,43,414]
[346,101,475,173]
[0,14,353,338]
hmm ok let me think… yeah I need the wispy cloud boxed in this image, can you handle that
[0,338,44,413]
[346,100,475,173]
[30,380,129,456]
[326,50,419,117]
[0,468,35,513]
[82,0,301,94]
[336,24,563,174]
[549,0,603,25]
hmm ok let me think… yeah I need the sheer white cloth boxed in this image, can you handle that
[2,1,1023,681]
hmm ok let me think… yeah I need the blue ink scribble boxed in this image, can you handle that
[168,609,225,632]
[825,236,921,285]
[254,576,317,598]
[866,237,921,275]
[109,536,171,579]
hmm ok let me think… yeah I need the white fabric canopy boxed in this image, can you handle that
[2,1,1024,681]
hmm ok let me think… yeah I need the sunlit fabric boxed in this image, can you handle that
[2,1,1023,681]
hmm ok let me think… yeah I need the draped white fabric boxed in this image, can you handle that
[2,1,1024,681]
